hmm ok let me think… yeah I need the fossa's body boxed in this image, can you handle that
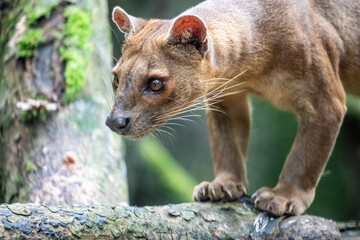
[106,0,360,216]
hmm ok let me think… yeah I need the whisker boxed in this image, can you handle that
[149,132,160,141]
[157,70,248,119]
[159,124,177,133]
[98,53,116,109]
[207,79,245,99]
[163,122,186,128]
[101,75,114,110]
[154,98,204,119]
[211,90,246,101]
[149,70,249,133]
[155,128,176,144]
[164,116,196,124]
[108,23,122,51]
[206,82,246,104]
[153,129,165,142]
[205,70,247,94]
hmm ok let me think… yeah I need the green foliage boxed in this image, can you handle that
[17,29,44,57]
[61,6,92,104]
[138,138,197,202]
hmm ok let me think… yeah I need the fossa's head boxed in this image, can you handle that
[106,7,213,139]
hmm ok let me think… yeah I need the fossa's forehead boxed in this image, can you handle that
[112,51,171,87]
[113,33,172,75]
[122,20,170,52]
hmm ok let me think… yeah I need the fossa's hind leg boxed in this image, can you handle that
[253,64,346,216]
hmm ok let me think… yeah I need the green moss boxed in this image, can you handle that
[15,4,92,103]
[13,168,20,184]
[63,6,92,50]
[27,4,57,25]
[21,108,48,122]
[15,3,58,58]
[13,131,21,142]
[36,94,47,101]
[17,29,44,57]
[5,168,21,202]
[60,48,88,104]
[18,188,30,202]
[24,156,37,173]
[60,6,92,104]
[5,184,18,203]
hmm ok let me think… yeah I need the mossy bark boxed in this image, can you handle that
[0,197,344,239]
[0,0,127,204]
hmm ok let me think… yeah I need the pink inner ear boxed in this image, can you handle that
[113,8,130,33]
[114,15,126,27]
[172,15,207,42]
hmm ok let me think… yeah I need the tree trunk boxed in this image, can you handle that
[0,197,345,239]
[0,0,127,204]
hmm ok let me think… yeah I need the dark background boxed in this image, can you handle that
[107,0,360,221]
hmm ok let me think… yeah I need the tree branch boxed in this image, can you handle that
[0,197,343,239]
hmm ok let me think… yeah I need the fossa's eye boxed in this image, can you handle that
[148,78,164,92]
[112,75,119,90]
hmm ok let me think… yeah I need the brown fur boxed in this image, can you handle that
[108,0,360,216]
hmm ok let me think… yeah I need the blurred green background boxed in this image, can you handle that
[107,0,360,221]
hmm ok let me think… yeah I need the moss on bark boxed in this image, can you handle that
[17,29,45,57]
[61,5,92,104]
[0,0,127,204]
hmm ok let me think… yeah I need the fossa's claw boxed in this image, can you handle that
[201,187,206,197]
[211,186,216,198]
[193,178,247,202]
[225,188,233,199]
[241,185,247,195]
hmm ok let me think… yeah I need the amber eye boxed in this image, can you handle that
[148,79,164,92]
[112,75,119,90]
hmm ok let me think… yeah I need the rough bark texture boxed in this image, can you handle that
[0,0,127,204]
[0,197,345,239]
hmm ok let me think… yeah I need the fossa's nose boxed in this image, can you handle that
[106,114,131,134]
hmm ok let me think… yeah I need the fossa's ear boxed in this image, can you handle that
[112,7,147,38]
[166,15,208,55]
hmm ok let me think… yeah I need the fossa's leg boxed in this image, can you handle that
[193,95,250,201]
[253,69,346,216]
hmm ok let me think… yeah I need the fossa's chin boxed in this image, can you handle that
[121,126,160,140]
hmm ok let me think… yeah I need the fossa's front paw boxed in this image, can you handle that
[193,177,247,202]
[252,185,314,216]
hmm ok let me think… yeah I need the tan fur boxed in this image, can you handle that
[109,0,360,215]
